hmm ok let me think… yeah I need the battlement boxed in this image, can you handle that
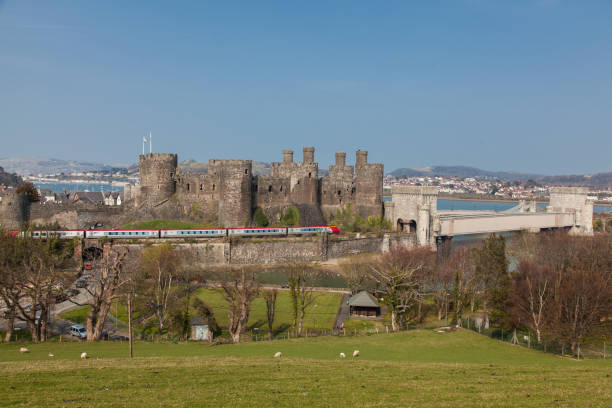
[139,153,178,163]
[391,185,439,196]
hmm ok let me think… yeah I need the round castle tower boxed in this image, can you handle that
[0,192,29,230]
[139,153,178,204]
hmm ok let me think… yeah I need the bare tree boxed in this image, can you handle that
[511,260,552,343]
[140,243,183,336]
[287,263,320,336]
[366,246,434,331]
[71,246,135,341]
[338,256,372,295]
[263,289,278,339]
[448,247,476,325]
[0,234,25,342]
[216,267,259,343]
[9,234,74,342]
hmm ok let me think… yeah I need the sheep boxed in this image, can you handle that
[274,352,282,358]
[80,352,88,360]
[352,350,359,358]
[339,352,346,358]
[19,347,29,353]
[48,353,55,358]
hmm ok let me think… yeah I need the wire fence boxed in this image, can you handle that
[459,317,608,360]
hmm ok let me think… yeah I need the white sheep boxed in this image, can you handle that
[274,352,282,358]
[352,350,359,358]
[48,353,54,357]
[19,347,29,353]
[339,352,346,358]
[80,352,88,360]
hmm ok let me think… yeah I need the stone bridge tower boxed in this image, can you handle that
[548,187,593,235]
[384,186,438,248]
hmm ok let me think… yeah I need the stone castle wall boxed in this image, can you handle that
[132,147,384,227]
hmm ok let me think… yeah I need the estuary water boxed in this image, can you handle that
[35,182,124,193]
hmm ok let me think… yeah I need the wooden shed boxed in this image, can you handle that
[190,317,211,341]
[348,291,381,318]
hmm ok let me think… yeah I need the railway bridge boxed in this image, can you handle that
[384,186,593,248]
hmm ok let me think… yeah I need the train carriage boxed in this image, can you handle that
[85,229,159,239]
[28,230,86,239]
[160,228,227,238]
[228,227,288,237]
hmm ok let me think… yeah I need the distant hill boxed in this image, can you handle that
[390,166,612,187]
[390,166,541,181]
[0,166,23,187]
[0,157,131,176]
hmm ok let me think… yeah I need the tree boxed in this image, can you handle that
[263,289,278,339]
[140,243,183,336]
[287,263,320,336]
[253,207,269,227]
[16,182,40,202]
[338,256,372,295]
[71,246,135,341]
[446,247,476,325]
[0,232,25,342]
[510,260,552,343]
[216,267,259,343]
[473,234,508,325]
[279,206,299,227]
[366,246,434,331]
[7,233,75,342]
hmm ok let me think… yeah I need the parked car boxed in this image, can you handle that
[69,324,87,339]
[65,288,80,297]
[52,293,68,304]
[110,334,129,341]
[75,279,88,288]
[84,262,93,270]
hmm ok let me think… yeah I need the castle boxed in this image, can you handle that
[125,147,384,227]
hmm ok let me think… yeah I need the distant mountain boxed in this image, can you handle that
[0,166,23,187]
[389,166,612,187]
[390,166,542,181]
[0,157,131,176]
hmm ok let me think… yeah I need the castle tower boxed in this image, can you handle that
[209,159,253,227]
[0,192,29,230]
[303,147,315,164]
[548,187,593,235]
[138,153,178,204]
[354,150,384,219]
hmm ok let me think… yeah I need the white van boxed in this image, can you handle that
[69,324,87,339]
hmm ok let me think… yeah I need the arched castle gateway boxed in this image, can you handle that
[125,148,384,227]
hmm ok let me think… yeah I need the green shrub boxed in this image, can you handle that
[253,207,269,227]
[280,206,300,226]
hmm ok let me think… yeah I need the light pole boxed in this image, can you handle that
[445,292,449,326]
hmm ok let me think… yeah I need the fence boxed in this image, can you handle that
[459,317,608,360]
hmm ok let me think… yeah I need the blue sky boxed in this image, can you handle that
[1,0,611,174]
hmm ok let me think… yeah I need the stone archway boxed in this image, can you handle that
[396,218,417,233]
[408,220,417,233]
[82,246,104,262]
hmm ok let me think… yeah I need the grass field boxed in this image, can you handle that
[1,329,610,407]
[195,288,342,331]
[59,289,343,334]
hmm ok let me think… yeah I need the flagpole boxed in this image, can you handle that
[149,131,152,154]
[142,136,145,155]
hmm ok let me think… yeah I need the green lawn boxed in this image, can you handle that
[59,289,343,333]
[1,329,610,407]
[195,288,342,331]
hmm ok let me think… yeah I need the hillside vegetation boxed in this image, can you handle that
[1,330,610,407]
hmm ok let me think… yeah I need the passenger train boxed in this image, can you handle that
[11,226,340,239]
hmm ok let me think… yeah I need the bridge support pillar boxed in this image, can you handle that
[548,187,593,236]
[384,186,438,248]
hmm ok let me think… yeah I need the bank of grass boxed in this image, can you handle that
[60,289,343,333]
[121,219,218,229]
[1,329,610,407]
[195,288,342,331]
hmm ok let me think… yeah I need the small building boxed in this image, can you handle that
[190,317,211,341]
[348,290,381,318]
